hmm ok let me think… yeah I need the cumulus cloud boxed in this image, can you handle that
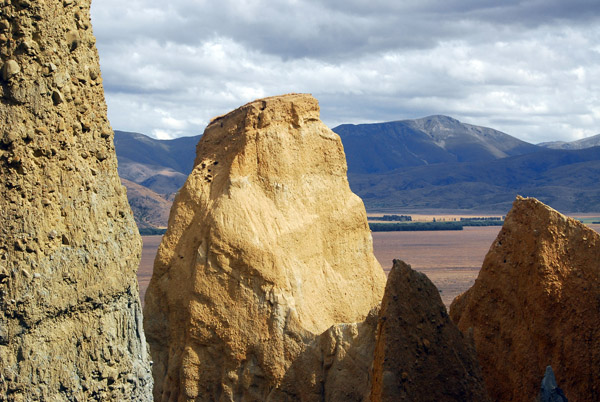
[91,0,600,142]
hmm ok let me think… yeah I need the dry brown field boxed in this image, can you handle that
[138,223,600,307]
[138,235,161,303]
[372,227,501,306]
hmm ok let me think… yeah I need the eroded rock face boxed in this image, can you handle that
[450,196,600,402]
[276,306,380,402]
[144,93,386,400]
[0,1,152,400]
[371,260,489,402]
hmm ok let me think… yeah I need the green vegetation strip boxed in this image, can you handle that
[369,220,504,232]
[369,222,463,231]
[461,220,504,227]
[139,228,167,236]
[576,217,600,224]
[367,214,412,222]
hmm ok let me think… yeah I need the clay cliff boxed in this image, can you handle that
[450,196,600,401]
[0,0,152,400]
[144,93,387,400]
[371,260,489,402]
[276,305,380,401]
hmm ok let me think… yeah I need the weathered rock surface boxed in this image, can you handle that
[450,196,600,401]
[0,0,152,400]
[144,93,386,400]
[276,306,380,401]
[536,366,568,402]
[371,260,489,402]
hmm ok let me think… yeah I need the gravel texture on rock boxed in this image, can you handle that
[0,0,152,399]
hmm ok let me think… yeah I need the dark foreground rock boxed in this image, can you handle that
[371,260,489,402]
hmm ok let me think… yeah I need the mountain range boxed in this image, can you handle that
[334,115,541,174]
[538,133,600,150]
[114,131,199,228]
[114,117,600,230]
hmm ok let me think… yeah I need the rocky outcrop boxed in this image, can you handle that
[0,1,152,400]
[450,196,600,401]
[537,366,568,402]
[144,93,386,400]
[371,260,489,401]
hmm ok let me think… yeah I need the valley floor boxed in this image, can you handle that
[373,226,500,306]
[137,223,600,307]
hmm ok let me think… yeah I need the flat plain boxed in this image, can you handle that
[138,223,600,307]
[372,227,501,306]
[138,235,161,303]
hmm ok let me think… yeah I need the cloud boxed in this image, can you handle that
[91,0,600,142]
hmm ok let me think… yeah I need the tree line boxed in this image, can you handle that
[370,219,504,232]
[368,214,413,222]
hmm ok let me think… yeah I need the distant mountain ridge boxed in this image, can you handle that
[333,115,541,174]
[114,117,600,229]
[114,131,200,174]
[538,133,600,150]
[114,130,200,194]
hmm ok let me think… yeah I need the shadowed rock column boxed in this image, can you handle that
[371,260,489,402]
[0,0,152,400]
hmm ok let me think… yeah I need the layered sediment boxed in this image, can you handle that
[450,196,600,401]
[0,0,152,399]
[144,93,386,400]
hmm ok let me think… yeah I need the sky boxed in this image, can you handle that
[90,0,600,143]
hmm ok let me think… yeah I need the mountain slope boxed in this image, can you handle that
[350,146,600,212]
[115,131,201,230]
[121,178,172,229]
[333,115,541,174]
[538,133,600,150]
[115,131,199,195]
[114,131,200,175]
